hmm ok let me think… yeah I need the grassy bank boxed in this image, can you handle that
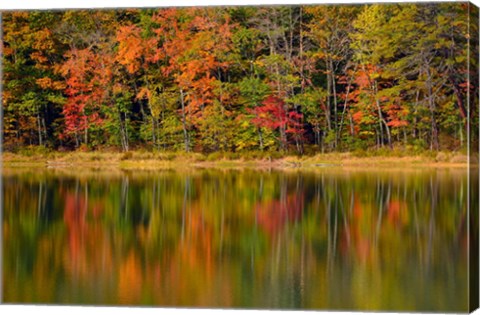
[1,147,475,170]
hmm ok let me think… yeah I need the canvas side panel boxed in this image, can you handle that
[0,11,4,305]
[469,1,479,313]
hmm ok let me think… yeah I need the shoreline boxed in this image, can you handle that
[1,151,475,170]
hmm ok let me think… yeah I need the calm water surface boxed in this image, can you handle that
[2,167,473,311]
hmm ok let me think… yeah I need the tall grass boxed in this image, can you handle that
[2,146,470,167]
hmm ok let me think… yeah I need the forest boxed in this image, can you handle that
[2,3,479,155]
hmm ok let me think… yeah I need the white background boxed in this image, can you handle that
[0,0,479,315]
[0,0,475,10]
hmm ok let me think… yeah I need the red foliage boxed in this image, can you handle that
[349,64,409,131]
[251,96,287,130]
[59,48,112,141]
[250,95,305,143]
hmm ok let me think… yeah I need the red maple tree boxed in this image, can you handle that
[251,95,304,147]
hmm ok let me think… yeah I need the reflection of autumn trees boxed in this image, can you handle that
[118,251,143,305]
[63,186,87,274]
[256,182,304,236]
[3,169,471,310]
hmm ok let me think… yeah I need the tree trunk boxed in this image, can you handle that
[280,125,287,151]
[37,110,43,146]
[426,68,439,151]
[180,89,189,152]
[373,80,392,148]
[337,66,356,144]
[257,127,264,151]
[124,113,129,152]
[151,116,156,148]
[315,128,321,149]
[330,58,338,149]
[295,135,303,154]
[326,62,332,134]
[42,116,47,146]
[349,112,354,136]
[413,90,420,140]
[119,111,128,152]
[451,80,467,121]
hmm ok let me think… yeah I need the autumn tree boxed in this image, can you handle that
[252,95,304,152]
[306,5,359,149]
[3,12,66,148]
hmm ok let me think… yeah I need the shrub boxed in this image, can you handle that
[17,145,52,157]
[120,151,133,160]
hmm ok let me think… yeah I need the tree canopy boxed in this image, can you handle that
[2,3,478,153]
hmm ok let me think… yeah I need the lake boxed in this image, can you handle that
[2,167,474,311]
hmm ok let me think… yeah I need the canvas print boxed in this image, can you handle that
[1,1,479,312]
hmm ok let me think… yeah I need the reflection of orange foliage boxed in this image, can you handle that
[387,199,407,226]
[353,194,363,219]
[118,251,143,304]
[155,201,231,307]
[32,238,57,301]
[344,194,375,265]
[345,195,410,265]
[355,238,371,264]
[91,201,104,218]
[256,193,304,236]
[180,206,214,277]
[63,191,87,275]
[62,189,108,279]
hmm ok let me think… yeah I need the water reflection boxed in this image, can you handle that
[3,168,471,311]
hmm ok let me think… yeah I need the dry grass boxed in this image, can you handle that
[1,150,472,170]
